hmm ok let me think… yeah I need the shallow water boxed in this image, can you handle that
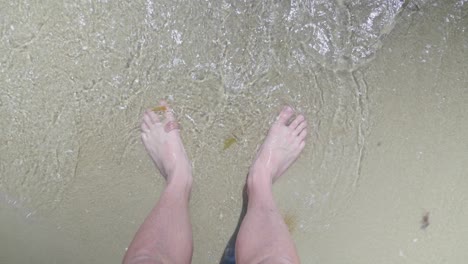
[0,0,467,263]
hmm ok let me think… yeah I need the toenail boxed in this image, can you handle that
[164,121,181,132]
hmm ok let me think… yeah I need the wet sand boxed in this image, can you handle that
[0,0,466,263]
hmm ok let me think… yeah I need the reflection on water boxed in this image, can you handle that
[0,0,466,263]
[0,0,406,215]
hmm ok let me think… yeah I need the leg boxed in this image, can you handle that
[236,106,307,264]
[219,185,248,264]
[123,101,193,264]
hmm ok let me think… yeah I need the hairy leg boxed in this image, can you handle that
[123,101,193,264]
[236,106,307,264]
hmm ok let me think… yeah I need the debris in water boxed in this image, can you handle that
[420,211,430,230]
[283,212,297,233]
[152,106,167,112]
[223,136,238,150]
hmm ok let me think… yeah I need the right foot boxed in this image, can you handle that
[249,106,307,184]
[140,101,192,187]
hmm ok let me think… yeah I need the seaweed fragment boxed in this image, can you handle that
[152,106,167,112]
[283,212,297,233]
[223,136,238,150]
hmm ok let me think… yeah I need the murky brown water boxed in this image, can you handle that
[1,0,467,263]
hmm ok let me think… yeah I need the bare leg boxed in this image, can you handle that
[123,101,193,264]
[236,106,307,264]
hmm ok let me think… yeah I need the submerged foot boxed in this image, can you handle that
[140,101,192,186]
[250,106,307,184]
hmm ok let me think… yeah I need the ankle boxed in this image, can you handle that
[247,166,273,193]
[166,168,193,192]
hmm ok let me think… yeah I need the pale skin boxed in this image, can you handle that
[123,101,307,264]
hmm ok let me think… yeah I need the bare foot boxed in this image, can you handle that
[250,106,307,184]
[140,101,192,186]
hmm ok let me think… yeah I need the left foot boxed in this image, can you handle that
[249,106,307,184]
[140,101,192,186]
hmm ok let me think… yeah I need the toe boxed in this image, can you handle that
[289,114,305,129]
[299,140,305,150]
[147,109,161,123]
[295,120,307,136]
[143,113,154,127]
[141,121,150,132]
[298,128,307,141]
[164,121,181,133]
[276,106,294,125]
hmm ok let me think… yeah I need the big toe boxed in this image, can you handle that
[277,106,294,125]
[158,100,181,133]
